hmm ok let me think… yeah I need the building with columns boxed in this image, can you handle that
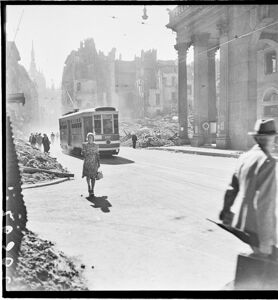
[167,5,278,150]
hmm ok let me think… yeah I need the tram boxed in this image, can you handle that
[59,106,120,155]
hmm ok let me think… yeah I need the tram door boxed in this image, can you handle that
[67,120,72,146]
[83,116,93,141]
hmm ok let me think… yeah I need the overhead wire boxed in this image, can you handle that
[7,9,24,61]
[12,9,24,42]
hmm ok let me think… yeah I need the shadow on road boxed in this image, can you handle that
[62,150,134,165]
[100,156,134,165]
[86,195,112,213]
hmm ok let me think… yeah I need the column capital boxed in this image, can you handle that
[207,46,218,58]
[174,42,191,54]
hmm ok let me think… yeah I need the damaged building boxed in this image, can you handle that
[61,39,181,120]
[6,41,39,134]
[28,42,62,130]
[61,38,117,114]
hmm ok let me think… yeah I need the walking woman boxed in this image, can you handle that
[82,132,100,197]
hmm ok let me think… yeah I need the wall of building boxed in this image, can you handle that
[167,5,278,150]
[6,41,39,134]
[61,38,115,114]
[257,46,278,125]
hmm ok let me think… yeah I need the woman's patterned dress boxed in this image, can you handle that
[82,142,100,179]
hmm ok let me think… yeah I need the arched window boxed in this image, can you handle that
[262,88,278,119]
[263,88,278,102]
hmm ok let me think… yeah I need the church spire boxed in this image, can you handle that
[29,40,37,80]
[31,41,35,63]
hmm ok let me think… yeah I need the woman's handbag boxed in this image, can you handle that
[96,171,103,180]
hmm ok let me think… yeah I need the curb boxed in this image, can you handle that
[22,177,72,190]
[148,147,242,158]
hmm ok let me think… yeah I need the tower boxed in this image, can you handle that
[29,41,37,81]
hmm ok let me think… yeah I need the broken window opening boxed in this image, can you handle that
[265,51,277,75]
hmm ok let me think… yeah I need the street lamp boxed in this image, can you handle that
[142,6,148,20]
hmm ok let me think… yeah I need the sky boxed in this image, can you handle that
[5,5,188,88]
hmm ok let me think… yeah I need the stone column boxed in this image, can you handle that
[216,22,230,149]
[207,48,217,144]
[175,42,190,143]
[207,48,217,122]
[191,33,210,147]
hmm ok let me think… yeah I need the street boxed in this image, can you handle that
[23,145,253,290]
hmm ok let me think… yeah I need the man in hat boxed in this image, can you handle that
[219,119,278,259]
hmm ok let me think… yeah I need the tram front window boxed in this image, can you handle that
[94,115,102,134]
[103,114,113,134]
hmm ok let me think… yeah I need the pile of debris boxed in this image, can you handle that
[9,230,88,291]
[14,138,70,185]
[120,114,194,148]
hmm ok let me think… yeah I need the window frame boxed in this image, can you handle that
[264,50,277,75]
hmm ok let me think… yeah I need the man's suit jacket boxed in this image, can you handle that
[221,144,277,254]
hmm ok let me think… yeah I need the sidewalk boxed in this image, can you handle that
[149,145,278,161]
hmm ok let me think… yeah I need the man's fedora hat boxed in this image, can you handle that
[248,119,278,136]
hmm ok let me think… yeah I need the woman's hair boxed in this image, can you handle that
[86,132,95,141]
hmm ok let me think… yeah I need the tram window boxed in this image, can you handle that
[103,114,113,134]
[113,114,119,134]
[94,115,102,134]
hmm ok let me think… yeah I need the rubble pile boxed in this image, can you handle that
[10,230,88,291]
[120,114,194,148]
[14,138,69,185]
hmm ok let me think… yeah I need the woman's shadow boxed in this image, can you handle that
[86,195,111,213]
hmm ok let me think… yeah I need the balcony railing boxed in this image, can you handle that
[168,5,190,23]
[168,5,207,27]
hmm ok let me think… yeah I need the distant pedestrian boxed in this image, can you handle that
[42,133,51,153]
[30,133,36,147]
[36,133,43,151]
[29,133,33,143]
[131,133,138,149]
[50,132,55,144]
[82,132,100,197]
[56,132,59,141]
[219,119,278,259]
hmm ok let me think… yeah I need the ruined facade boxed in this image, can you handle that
[61,38,116,114]
[6,41,39,133]
[167,5,278,150]
[61,40,181,120]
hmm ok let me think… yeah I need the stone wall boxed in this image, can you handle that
[6,41,39,134]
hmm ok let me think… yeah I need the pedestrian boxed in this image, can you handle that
[82,132,100,197]
[50,132,55,145]
[131,133,138,149]
[42,133,51,153]
[219,119,278,259]
[36,133,43,151]
[56,131,59,141]
[29,133,33,143]
[30,133,36,147]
